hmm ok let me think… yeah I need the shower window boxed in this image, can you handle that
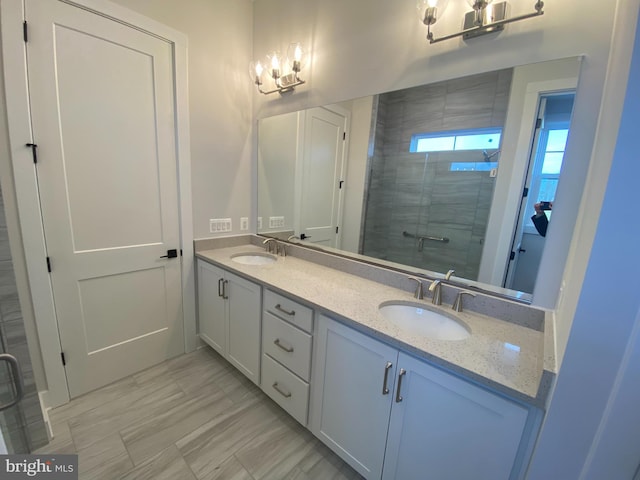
[409,128,502,153]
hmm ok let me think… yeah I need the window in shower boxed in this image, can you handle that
[409,128,502,153]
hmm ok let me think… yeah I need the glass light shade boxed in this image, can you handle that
[416,0,449,24]
[249,60,264,84]
[466,0,493,8]
[266,51,282,79]
[287,42,307,73]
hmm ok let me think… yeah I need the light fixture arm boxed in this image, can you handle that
[425,1,544,44]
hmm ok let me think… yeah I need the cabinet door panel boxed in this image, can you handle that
[311,315,397,480]
[197,261,226,355]
[383,352,529,480]
[227,272,262,384]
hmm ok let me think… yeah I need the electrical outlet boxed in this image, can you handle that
[257,217,263,229]
[209,218,232,233]
[240,217,249,231]
[269,216,285,229]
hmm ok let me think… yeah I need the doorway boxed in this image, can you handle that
[504,92,576,292]
[2,0,194,405]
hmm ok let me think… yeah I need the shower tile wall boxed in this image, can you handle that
[0,185,48,452]
[363,69,513,280]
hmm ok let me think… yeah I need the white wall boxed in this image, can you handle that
[528,9,640,475]
[111,0,254,240]
[257,111,298,232]
[340,96,372,253]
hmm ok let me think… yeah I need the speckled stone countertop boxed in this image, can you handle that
[197,244,552,408]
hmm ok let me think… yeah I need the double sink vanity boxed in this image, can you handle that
[195,235,555,480]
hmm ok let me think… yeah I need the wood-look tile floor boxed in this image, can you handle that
[36,347,364,480]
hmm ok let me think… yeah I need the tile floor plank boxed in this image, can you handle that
[37,347,361,479]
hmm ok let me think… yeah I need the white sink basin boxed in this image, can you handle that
[378,302,470,341]
[230,252,277,265]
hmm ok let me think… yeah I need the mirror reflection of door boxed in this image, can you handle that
[505,92,576,292]
[296,107,348,248]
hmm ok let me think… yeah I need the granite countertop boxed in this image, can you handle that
[196,244,550,408]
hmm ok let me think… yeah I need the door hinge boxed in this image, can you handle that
[510,251,516,261]
[335,226,339,234]
[26,143,38,164]
[522,187,529,198]
[23,21,28,42]
[61,352,66,366]
[46,257,51,273]
[535,118,543,129]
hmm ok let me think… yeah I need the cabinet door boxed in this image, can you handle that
[311,315,397,480]
[226,271,262,385]
[197,260,226,355]
[382,352,529,480]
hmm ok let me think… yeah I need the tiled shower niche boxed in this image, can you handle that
[362,69,513,280]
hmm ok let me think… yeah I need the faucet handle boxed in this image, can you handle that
[407,276,424,300]
[452,291,476,312]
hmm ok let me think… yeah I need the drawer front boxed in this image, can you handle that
[261,354,309,426]
[263,290,313,333]
[263,312,312,381]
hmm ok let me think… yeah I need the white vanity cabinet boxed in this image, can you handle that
[260,289,314,425]
[197,260,261,384]
[311,314,532,480]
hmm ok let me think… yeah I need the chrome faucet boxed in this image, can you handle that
[445,269,455,281]
[262,238,277,254]
[452,291,476,312]
[407,276,424,299]
[287,235,300,242]
[277,242,287,257]
[429,280,442,305]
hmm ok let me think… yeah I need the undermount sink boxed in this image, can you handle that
[230,252,277,265]
[378,301,470,341]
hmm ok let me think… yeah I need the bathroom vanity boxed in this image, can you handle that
[195,236,553,480]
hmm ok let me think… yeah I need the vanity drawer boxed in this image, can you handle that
[263,289,313,333]
[261,354,309,426]
[263,311,312,381]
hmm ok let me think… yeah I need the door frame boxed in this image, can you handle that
[1,0,195,409]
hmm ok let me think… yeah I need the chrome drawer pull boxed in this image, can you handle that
[382,361,392,395]
[272,382,292,398]
[274,338,294,353]
[396,369,406,403]
[275,304,295,316]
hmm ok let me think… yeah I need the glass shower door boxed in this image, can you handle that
[0,349,28,453]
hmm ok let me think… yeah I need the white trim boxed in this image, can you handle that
[0,0,195,408]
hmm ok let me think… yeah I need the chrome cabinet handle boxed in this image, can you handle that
[395,369,406,403]
[382,361,393,395]
[218,278,224,297]
[274,338,294,353]
[275,304,295,316]
[0,354,24,411]
[222,280,229,299]
[272,382,292,398]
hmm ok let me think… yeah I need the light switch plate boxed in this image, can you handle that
[269,216,285,229]
[209,218,232,233]
[257,217,263,229]
[240,217,249,231]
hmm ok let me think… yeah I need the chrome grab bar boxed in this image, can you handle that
[402,231,450,251]
[0,354,24,411]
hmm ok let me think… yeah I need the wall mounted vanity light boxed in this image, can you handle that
[417,0,544,44]
[250,42,307,95]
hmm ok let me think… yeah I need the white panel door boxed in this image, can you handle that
[299,108,346,248]
[383,352,529,480]
[26,0,183,397]
[311,315,397,479]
